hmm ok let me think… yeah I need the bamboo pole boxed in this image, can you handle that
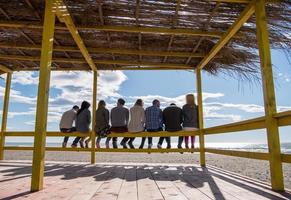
[0,72,12,160]
[31,0,55,192]
[196,69,205,167]
[255,0,284,191]
[91,71,97,164]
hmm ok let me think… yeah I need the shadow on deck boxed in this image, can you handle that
[0,161,290,200]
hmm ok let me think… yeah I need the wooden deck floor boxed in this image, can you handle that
[0,161,290,200]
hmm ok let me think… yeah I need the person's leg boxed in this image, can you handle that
[165,137,171,149]
[72,137,81,147]
[139,137,146,149]
[184,136,189,148]
[63,136,69,147]
[105,137,111,148]
[191,136,195,148]
[96,136,102,148]
[85,136,91,148]
[157,137,164,148]
[178,136,183,148]
[128,137,135,149]
[120,137,128,149]
[148,137,153,148]
[112,137,118,149]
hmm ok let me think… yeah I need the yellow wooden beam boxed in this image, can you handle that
[0,21,236,38]
[53,0,97,71]
[0,43,207,58]
[281,154,291,163]
[91,71,97,164]
[205,148,269,160]
[0,54,193,69]
[204,116,266,135]
[275,110,291,127]
[0,72,12,160]
[196,69,206,167]
[197,3,255,70]
[31,0,55,192]
[255,0,284,191]
[0,64,12,73]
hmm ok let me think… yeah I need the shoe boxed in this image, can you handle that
[157,144,162,149]
[148,144,152,154]
[85,140,89,148]
[122,144,128,149]
[191,144,195,153]
[185,144,189,149]
[178,145,183,154]
[62,142,67,148]
[139,145,143,149]
[96,142,100,148]
[120,141,125,146]
[79,141,84,148]
[71,144,77,148]
[128,142,135,149]
[105,142,110,149]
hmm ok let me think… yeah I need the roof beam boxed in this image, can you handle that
[54,0,97,71]
[0,54,193,69]
[0,21,230,38]
[197,3,255,70]
[0,43,207,58]
[209,0,280,3]
[0,64,12,73]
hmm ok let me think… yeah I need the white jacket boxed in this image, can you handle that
[128,105,145,132]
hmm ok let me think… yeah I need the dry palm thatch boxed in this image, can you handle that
[0,0,289,80]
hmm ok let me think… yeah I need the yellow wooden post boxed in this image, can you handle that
[255,0,284,191]
[196,68,206,167]
[91,71,97,164]
[31,0,56,192]
[0,72,12,160]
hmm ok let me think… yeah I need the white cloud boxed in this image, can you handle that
[0,86,36,105]
[12,71,39,85]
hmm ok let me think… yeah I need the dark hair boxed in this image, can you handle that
[118,98,125,106]
[152,99,159,105]
[98,100,106,108]
[77,101,90,115]
[170,103,176,106]
[72,105,79,110]
[135,99,143,106]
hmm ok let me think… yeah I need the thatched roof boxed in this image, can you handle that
[0,0,290,78]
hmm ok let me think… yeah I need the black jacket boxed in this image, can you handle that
[163,105,183,132]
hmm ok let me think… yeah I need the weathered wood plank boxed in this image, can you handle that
[136,166,164,200]
[117,167,138,200]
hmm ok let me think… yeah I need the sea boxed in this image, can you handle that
[5,142,291,153]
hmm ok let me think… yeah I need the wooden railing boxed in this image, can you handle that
[2,110,291,163]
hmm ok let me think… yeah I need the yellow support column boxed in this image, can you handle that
[91,71,97,164]
[196,69,206,167]
[255,0,284,191]
[0,72,12,160]
[31,0,56,192]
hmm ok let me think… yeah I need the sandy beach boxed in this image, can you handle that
[3,150,291,190]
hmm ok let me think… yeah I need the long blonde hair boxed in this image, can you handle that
[186,94,196,106]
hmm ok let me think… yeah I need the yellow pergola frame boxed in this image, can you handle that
[0,0,287,192]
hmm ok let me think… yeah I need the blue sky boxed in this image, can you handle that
[0,49,290,145]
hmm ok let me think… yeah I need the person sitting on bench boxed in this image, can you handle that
[159,103,183,149]
[71,101,91,148]
[108,98,129,149]
[141,99,163,149]
[59,105,79,148]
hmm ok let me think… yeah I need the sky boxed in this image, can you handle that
[0,49,290,145]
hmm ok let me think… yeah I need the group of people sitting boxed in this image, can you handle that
[59,94,199,149]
